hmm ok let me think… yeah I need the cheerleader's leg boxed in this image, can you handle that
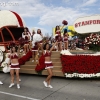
[64,42,66,50]
[59,41,62,51]
[65,41,68,50]
[23,44,27,54]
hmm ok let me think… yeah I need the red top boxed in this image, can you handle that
[56,30,61,35]
[10,53,18,59]
[44,51,51,57]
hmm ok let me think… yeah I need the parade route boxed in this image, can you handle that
[0,91,39,100]
[0,72,100,100]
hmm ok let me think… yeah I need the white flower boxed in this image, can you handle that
[96,73,100,77]
[66,74,72,78]
[60,50,64,55]
[78,74,84,78]
[60,50,72,55]
[1,62,8,68]
[73,73,78,77]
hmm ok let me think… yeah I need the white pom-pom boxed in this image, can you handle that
[3,66,10,73]
[5,58,10,64]
[33,34,43,43]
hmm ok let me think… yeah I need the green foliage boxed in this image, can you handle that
[89,44,100,51]
[0,67,2,71]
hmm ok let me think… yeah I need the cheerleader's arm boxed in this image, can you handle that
[16,45,20,58]
[40,33,43,38]
[50,41,58,52]
[22,32,24,38]
[28,32,31,41]
[60,25,65,31]
[38,43,45,54]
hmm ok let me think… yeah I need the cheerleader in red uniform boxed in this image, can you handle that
[40,41,57,88]
[22,28,30,55]
[63,29,69,50]
[37,29,43,44]
[32,29,43,62]
[9,46,20,89]
[55,25,62,51]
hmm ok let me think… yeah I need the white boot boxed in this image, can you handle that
[17,84,20,89]
[9,83,14,88]
[0,81,3,85]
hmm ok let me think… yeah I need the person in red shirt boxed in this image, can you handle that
[40,41,57,88]
[9,46,20,89]
[55,25,62,51]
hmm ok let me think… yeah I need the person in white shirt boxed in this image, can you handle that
[22,28,31,55]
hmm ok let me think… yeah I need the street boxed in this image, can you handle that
[0,72,100,100]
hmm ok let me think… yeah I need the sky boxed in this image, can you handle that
[0,0,100,36]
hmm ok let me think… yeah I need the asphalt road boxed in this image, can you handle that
[0,72,100,100]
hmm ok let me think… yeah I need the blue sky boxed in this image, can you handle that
[0,0,100,36]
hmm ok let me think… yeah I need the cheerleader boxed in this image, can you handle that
[22,28,30,55]
[63,29,69,50]
[37,29,43,44]
[32,29,43,44]
[55,25,63,51]
[40,41,57,88]
[32,29,43,62]
[9,46,20,89]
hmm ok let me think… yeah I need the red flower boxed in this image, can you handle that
[61,55,100,74]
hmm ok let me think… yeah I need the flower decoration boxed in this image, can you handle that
[85,34,100,45]
[62,20,68,25]
[61,54,100,78]
[1,62,8,68]
[60,50,72,55]
[84,33,100,51]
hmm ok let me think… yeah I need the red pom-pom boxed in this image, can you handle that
[25,36,28,40]
[18,37,25,45]
[9,41,16,47]
[62,20,68,25]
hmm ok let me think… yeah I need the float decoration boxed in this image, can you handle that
[60,50,100,78]
[1,53,10,73]
[85,33,100,51]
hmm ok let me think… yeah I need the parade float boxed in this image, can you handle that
[0,10,100,78]
[0,10,32,73]
[60,15,100,78]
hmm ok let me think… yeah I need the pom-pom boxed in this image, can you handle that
[25,36,28,40]
[33,33,43,43]
[9,41,16,47]
[62,20,68,25]
[18,37,25,46]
